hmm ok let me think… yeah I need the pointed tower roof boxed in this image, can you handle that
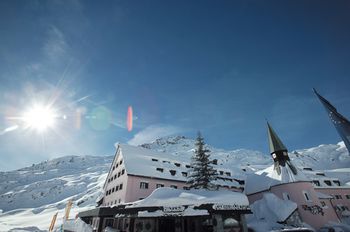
[267,122,287,154]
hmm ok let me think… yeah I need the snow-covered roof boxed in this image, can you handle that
[126,188,249,210]
[245,164,310,195]
[118,144,241,188]
[249,193,297,223]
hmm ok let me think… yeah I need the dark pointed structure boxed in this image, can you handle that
[313,88,350,153]
[267,122,297,175]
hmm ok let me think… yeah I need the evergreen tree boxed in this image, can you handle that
[187,132,218,190]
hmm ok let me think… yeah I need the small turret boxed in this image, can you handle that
[267,122,297,175]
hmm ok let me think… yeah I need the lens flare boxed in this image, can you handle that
[22,104,57,132]
[127,106,133,131]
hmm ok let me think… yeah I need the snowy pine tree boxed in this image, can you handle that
[187,132,218,190]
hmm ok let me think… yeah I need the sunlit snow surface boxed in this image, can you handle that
[0,136,350,231]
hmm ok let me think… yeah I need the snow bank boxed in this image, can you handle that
[128,187,249,209]
[247,193,298,232]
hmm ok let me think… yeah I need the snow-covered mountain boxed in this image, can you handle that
[1,135,350,231]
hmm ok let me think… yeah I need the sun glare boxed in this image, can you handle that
[22,104,57,132]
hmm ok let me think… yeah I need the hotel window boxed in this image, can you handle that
[116,185,119,191]
[156,168,164,173]
[140,182,149,189]
[118,172,121,177]
[312,180,320,186]
[156,183,164,188]
[282,192,291,200]
[121,169,125,175]
[303,190,312,202]
[324,180,332,186]
[170,185,177,189]
[169,170,176,176]
[182,172,187,177]
[113,166,115,171]
[112,187,115,193]
[119,183,123,190]
[114,174,117,179]
[116,163,119,168]
[333,180,341,186]
[119,159,123,165]
[335,195,342,199]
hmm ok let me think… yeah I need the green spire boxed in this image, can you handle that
[267,122,287,154]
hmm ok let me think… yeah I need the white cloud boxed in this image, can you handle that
[43,26,68,62]
[128,124,183,146]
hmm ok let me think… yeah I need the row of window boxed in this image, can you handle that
[105,198,122,206]
[282,191,312,202]
[106,183,123,196]
[151,158,190,168]
[154,167,231,177]
[139,181,180,190]
[334,205,349,212]
[112,159,123,171]
[107,169,125,183]
[332,194,350,200]
[138,181,238,191]
[313,180,341,187]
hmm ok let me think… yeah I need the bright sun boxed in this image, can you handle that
[22,104,57,132]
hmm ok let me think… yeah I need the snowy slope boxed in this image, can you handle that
[0,155,111,231]
[1,136,350,231]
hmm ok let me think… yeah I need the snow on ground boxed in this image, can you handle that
[1,136,350,231]
[129,187,249,209]
[0,155,111,231]
[247,193,302,232]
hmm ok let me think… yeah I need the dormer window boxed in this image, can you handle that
[324,180,332,186]
[156,168,164,173]
[170,170,176,176]
[313,180,320,186]
[212,159,218,165]
[272,153,277,159]
[174,163,181,167]
[119,160,123,165]
[219,171,224,175]
[225,172,231,176]
[333,180,340,186]
[182,172,187,177]
[185,165,191,168]
[152,158,158,162]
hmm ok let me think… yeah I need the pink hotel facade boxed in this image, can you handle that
[99,124,350,230]
[101,144,244,206]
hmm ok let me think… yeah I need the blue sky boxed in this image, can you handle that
[1,0,350,171]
